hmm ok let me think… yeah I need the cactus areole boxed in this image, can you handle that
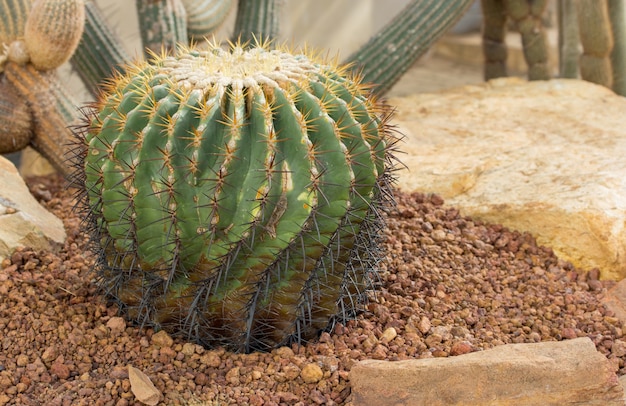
[75,42,396,353]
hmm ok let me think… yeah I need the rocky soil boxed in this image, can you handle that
[1,174,625,405]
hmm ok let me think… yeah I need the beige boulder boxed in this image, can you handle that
[350,337,624,405]
[390,78,626,280]
[0,156,65,262]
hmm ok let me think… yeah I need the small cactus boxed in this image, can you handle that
[73,41,398,352]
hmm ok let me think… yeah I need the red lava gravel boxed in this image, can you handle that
[0,174,624,405]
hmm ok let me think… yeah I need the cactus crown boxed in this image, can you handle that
[74,40,397,353]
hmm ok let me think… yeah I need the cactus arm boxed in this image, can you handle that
[71,1,131,96]
[576,0,614,88]
[180,0,234,41]
[481,0,508,80]
[3,63,77,176]
[135,0,188,56]
[557,0,579,79]
[232,0,280,44]
[0,79,32,154]
[343,0,473,96]
[608,0,626,96]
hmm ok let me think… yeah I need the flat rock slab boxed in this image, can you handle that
[350,337,624,405]
[390,78,626,280]
[0,156,65,262]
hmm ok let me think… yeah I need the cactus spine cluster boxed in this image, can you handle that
[75,42,396,352]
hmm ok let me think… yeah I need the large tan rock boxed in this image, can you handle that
[0,156,65,262]
[350,338,624,405]
[390,78,626,280]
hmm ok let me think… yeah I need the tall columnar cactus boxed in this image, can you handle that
[481,0,550,81]
[71,1,131,96]
[232,0,280,44]
[576,0,614,88]
[73,41,398,353]
[136,0,188,57]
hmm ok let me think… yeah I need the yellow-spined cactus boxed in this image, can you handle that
[73,41,398,352]
[24,0,85,70]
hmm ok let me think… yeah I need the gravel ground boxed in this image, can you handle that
[1,174,624,405]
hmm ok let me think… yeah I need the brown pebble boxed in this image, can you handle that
[301,363,323,384]
[450,341,473,356]
[106,317,126,336]
[380,327,398,344]
[418,317,432,334]
[432,350,448,358]
[16,354,29,367]
[561,328,578,339]
[150,330,174,347]
[50,362,70,380]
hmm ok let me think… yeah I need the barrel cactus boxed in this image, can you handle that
[73,41,397,353]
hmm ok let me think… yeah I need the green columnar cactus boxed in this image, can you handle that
[232,0,280,44]
[73,42,397,353]
[136,0,188,57]
[71,1,131,96]
[344,0,474,96]
[576,0,614,88]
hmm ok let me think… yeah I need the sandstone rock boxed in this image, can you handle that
[350,337,624,405]
[128,365,161,406]
[0,156,65,263]
[390,78,626,279]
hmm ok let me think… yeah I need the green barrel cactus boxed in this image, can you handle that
[73,41,397,353]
